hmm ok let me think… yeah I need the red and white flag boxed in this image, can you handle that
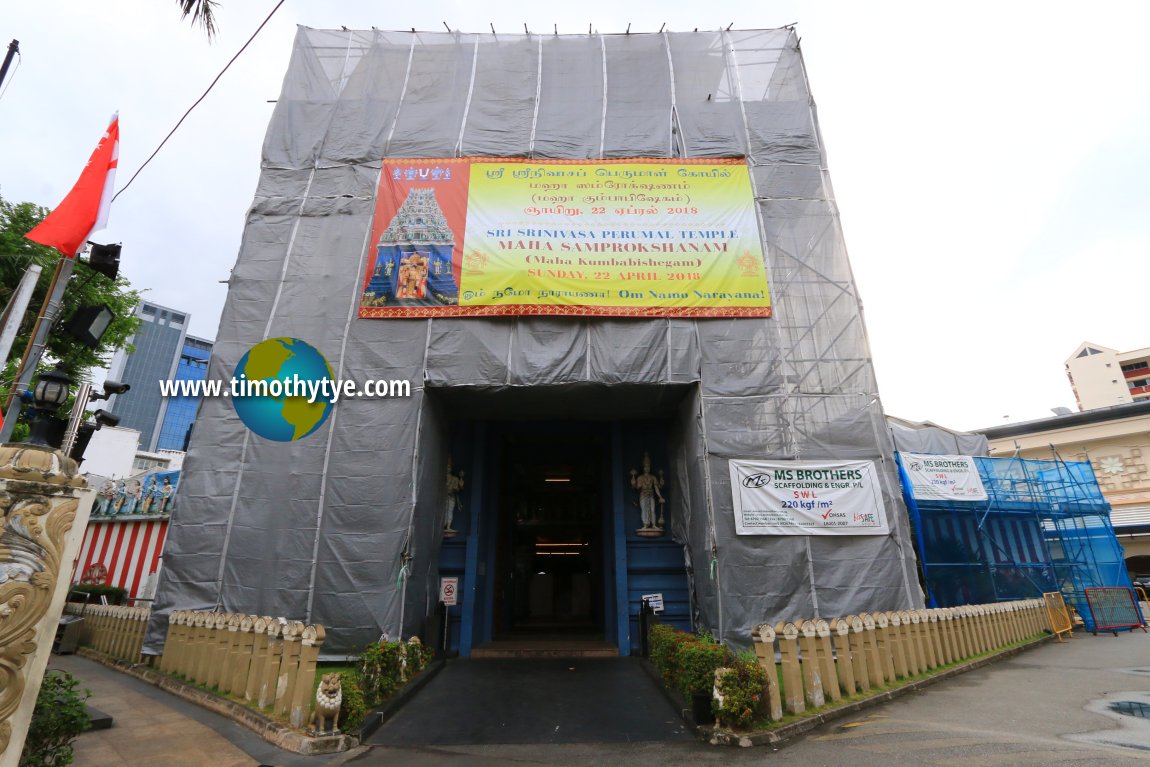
[25,112,120,258]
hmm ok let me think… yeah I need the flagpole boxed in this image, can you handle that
[0,263,43,372]
[0,253,75,443]
[6,112,119,444]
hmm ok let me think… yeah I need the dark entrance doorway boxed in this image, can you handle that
[494,431,607,640]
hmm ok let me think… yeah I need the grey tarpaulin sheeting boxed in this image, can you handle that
[888,417,990,457]
[147,27,922,656]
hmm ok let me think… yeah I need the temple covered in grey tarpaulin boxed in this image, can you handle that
[147,27,923,658]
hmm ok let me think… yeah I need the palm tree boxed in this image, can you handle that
[178,0,218,39]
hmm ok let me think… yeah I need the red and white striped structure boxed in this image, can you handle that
[72,518,169,600]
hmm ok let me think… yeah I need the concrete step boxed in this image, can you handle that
[470,641,619,658]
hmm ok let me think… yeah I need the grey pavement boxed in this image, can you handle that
[49,654,342,767]
[47,629,1150,766]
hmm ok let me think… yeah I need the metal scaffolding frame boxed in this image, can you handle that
[900,453,1136,631]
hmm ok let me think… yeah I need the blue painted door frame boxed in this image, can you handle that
[456,421,628,655]
[446,418,690,655]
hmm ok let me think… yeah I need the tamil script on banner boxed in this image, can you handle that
[728,459,889,536]
[900,453,988,501]
[359,158,771,318]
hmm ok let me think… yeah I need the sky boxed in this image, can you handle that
[2,1,1147,433]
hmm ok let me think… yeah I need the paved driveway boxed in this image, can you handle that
[367,657,691,746]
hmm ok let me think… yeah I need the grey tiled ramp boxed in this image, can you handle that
[368,658,691,745]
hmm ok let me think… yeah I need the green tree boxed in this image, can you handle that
[0,195,141,420]
[178,0,219,39]
[20,670,91,767]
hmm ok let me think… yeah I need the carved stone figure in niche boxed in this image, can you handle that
[156,477,174,514]
[112,480,127,514]
[444,459,464,537]
[630,452,666,537]
[140,478,155,514]
[95,480,116,516]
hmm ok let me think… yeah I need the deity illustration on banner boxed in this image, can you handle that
[362,163,467,312]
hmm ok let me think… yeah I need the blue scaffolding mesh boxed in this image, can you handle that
[897,454,1136,632]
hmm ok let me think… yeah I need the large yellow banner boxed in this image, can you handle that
[360,158,771,318]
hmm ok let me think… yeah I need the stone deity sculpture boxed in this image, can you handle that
[630,452,666,537]
[156,477,174,514]
[444,460,464,537]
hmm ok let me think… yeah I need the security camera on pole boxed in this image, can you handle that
[61,378,129,459]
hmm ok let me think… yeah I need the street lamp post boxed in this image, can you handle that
[25,363,71,448]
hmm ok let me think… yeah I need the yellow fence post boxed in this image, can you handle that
[133,606,149,661]
[217,614,242,694]
[977,605,992,654]
[229,615,257,695]
[798,620,826,707]
[776,621,804,715]
[159,611,179,674]
[859,613,883,688]
[97,606,108,649]
[924,609,944,668]
[258,620,285,710]
[831,618,856,697]
[956,606,974,659]
[846,615,870,694]
[166,611,186,676]
[1007,602,1021,645]
[963,606,980,656]
[905,609,921,672]
[90,606,104,653]
[873,612,896,683]
[886,612,909,679]
[936,609,954,665]
[289,625,326,728]
[115,607,130,659]
[207,612,230,689]
[245,616,271,702]
[100,606,114,655]
[191,612,213,684]
[814,619,841,703]
[119,606,131,658]
[991,604,1006,649]
[275,621,304,718]
[753,624,783,722]
[193,611,214,685]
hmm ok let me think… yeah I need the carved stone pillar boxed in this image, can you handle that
[0,444,95,767]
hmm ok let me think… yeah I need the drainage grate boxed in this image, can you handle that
[1110,701,1150,718]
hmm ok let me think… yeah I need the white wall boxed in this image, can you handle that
[80,425,141,480]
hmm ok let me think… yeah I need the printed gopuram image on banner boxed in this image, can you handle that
[359,158,771,318]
